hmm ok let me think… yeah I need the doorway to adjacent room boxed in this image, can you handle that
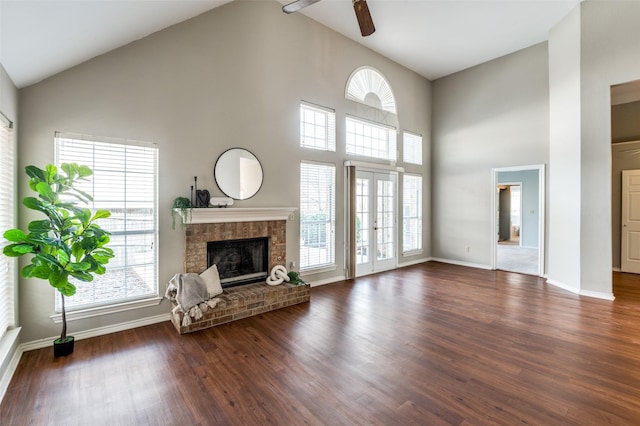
[491,165,545,276]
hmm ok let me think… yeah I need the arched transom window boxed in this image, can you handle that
[345,66,397,114]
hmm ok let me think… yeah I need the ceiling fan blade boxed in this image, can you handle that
[282,0,323,14]
[353,0,375,37]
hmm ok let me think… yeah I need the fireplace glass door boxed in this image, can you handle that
[207,237,269,287]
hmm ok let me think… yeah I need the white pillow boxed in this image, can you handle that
[200,264,223,298]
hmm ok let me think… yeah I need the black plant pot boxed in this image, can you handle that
[53,336,75,357]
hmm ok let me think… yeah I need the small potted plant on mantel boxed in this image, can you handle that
[2,164,114,357]
[171,196,192,229]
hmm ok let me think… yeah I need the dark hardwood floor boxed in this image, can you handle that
[3,262,640,425]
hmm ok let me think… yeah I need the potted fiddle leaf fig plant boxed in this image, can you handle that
[2,163,114,357]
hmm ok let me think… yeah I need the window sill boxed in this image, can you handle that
[300,264,337,276]
[402,249,424,257]
[50,296,163,324]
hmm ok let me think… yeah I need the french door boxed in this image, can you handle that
[355,170,397,276]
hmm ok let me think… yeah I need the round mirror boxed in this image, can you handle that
[214,148,263,200]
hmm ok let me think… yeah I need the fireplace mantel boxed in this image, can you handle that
[179,207,296,224]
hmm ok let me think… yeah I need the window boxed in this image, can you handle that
[403,131,422,165]
[300,102,336,151]
[300,162,335,270]
[54,133,158,311]
[345,67,397,114]
[346,116,397,161]
[0,113,15,335]
[403,174,422,253]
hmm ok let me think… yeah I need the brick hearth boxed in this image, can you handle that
[170,282,310,334]
[173,214,309,333]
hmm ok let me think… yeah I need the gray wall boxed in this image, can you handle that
[497,170,539,248]
[17,0,431,342]
[612,101,640,143]
[431,42,550,267]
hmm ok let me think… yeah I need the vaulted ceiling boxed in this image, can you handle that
[0,0,581,89]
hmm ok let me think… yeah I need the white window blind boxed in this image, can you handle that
[0,113,15,336]
[300,102,336,151]
[346,116,397,161]
[403,174,422,253]
[403,131,423,165]
[300,162,336,270]
[54,133,159,311]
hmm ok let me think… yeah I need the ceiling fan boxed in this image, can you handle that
[282,0,375,37]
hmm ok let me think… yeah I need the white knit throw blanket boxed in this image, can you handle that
[166,273,220,327]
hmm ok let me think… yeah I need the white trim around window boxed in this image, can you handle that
[402,173,423,254]
[54,132,159,313]
[299,161,336,270]
[300,101,336,152]
[346,115,397,162]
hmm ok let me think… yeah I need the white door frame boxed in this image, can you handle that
[491,164,546,276]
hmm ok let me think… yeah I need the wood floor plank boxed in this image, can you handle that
[2,262,640,425]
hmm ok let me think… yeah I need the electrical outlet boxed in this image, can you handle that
[290,261,296,269]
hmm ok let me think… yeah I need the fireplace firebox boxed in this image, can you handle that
[207,237,269,288]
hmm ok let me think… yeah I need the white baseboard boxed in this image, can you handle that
[21,313,171,352]
[545,279,615,301]
[0,328,22,404]
[398,257,431,268]
[579,289,615,301]
[545,278,581,295]
[310,275,346,287]
[429,257,492,270]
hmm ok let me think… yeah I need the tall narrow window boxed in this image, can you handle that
[403,174,422,253]
[0,113,15,335]
[54,133,159,311]
[346,116,397,161]
[300,102,336,151]
[300,162,335,270]
[403,131,422,165]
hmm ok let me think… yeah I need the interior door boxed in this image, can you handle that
[355,170,397,276]
[621,169,640,273]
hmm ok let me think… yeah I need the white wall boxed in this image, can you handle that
[0,60,20,400]
[16,0,431,342]
[578,0,640,295]
[431,43,550,267]
[547,5,582,293]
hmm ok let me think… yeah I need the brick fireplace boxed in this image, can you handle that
[184,220,286,275]
[171,207,310,334]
